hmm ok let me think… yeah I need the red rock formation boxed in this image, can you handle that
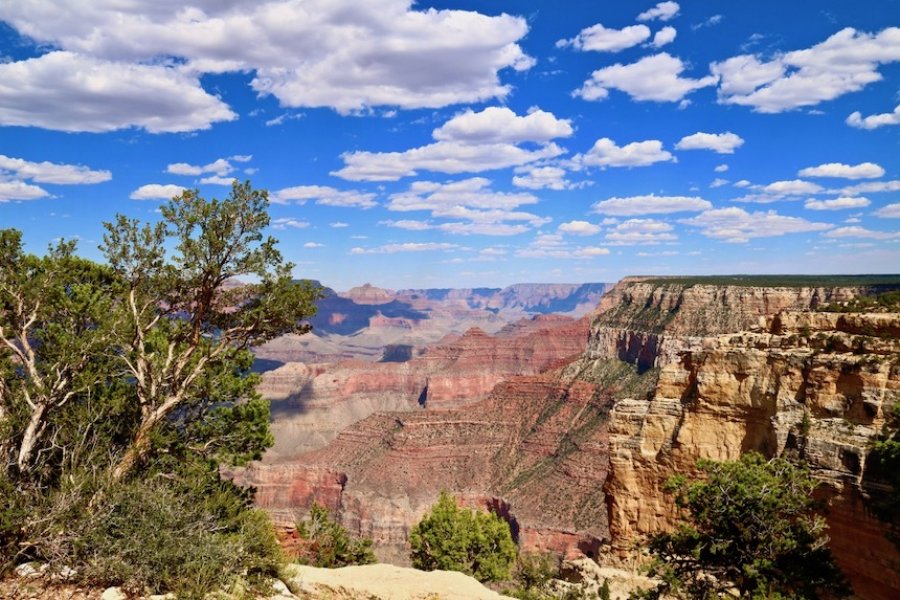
[236,369,611,561]
[260,314,592,458]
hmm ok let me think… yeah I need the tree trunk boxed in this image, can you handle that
[17,402,46,472]
[110,416,156,482]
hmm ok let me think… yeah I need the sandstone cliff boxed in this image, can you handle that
[260,315,591,458]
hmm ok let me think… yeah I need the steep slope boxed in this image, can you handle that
[260,315,591,459]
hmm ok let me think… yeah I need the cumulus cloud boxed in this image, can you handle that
[605,219,677,245]
[575,138,674,168]
[334,106,569,181]
[383,177,548,236]
[805,196,871,210]
[512,166,577,190]
[0,1,534,119]
[167,158,234,177]
[0,180,49,202]
[516,233,610,259]
[712,27,900,113]
[557,23,650,52]
[273,185,377,209]
[675,131,744,154]
[637,2,680,22]
[0,154,111,184]
[270,218,310,230]
[710,178,729,188]
[199,175,237,186]
[847,104,900,129]
[303,242,324,248]
[874,203,900,218]
[651,27,677,48]
[823,226,899,239]
[797,162,885,179]
[681,207,831,243]
[836,180,900,196]
[715,164,729,173]
[576,53,717,102]
[0,52,236,133]
[558,220,601,236]
[350,242,460,255]
[734,179,825,203]
[129,183,186,200]
[591,194,711,216]
[433,107,573,145]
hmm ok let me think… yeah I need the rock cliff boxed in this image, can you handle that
[260,315,591,459]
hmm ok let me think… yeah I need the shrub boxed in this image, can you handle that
[296,504,376,568]
[409,492,517,582]
[637,452,849,599]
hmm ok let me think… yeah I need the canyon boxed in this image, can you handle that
[237,276,900,599]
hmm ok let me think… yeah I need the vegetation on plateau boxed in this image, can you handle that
[294,503,376,568]
[816,289,900,313]
[640,274,900,288]
[409,491,518,583]
[633,452,849,600]
[0,181,321,598]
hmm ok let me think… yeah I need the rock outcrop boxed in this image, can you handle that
[260,315,592,458]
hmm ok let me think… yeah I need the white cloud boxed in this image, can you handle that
[605,219,677,245]
[637,2,680,22]
[714,164,729,173]
[515,233,610,259]
[303,242,324,248]
[230,155,252,163]
[823,226,899,240]
[651,27,677,49]
[591,194,711,216]
[0,52,235,133]
[512,166,576,190]
[335,106,570,181]
[874,203,900,218]
[199,175,237,186]
[0,1,534,115]
[558,220,601,236]
[797,162,885,179]
[330,222,349,228]
[710,178,729,188]
[557,23,650,52]
[681,207,831,243]
[271,218,310,230]
[692,15,723,30]
[847,104,900,129]
[675,131,744,154]
[0,154,111,184]
[837,180,900,196]
[0,180,48,202]
[273,185,377,209]
[350,242,460,255]
[129,183,186,200]
[167,158,234,176]
[433,107,573,145]
[335,141,564,181]
[576,53,717,102]
[712,27,900,113]
[383,177,548,236]
[734,179,751,188]
[805,197,871,210]
[763,179,823,196]
[575,138,674,168]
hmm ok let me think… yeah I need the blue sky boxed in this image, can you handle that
[0,1,898,290]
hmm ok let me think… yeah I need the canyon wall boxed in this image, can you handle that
[261,314,591,459]
[242,277,900,598]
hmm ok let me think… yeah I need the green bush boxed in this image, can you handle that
[73,472,282,599]
[296,504,376,568]
[636,452,849,599]
[409,492,517,583]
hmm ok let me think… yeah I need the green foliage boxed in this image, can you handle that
[409,492,517,582]
[0,182,321,595]
[817,290,900,313]
[74,472,282,600]
[509,553,603,600]
[296,504,376,568]
[640,275,900,288]
[638,452,849,599]
[867,400,900,545]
